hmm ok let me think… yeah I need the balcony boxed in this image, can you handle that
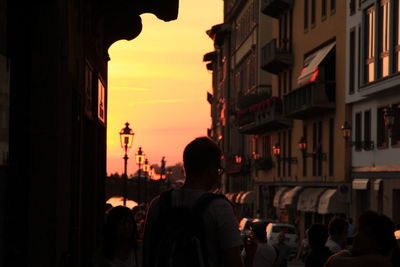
[237,96,292,134]
[283,81,336,119]
[261,0,293,19]
[261,39,293,74]
[225,155,251,174]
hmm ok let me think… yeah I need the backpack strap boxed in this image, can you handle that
[193,193,229,214]
[158,189,173,216]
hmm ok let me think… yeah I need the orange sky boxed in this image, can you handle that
[107,1,222,175]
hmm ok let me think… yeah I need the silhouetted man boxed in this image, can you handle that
[143,137,244,267]
[326,217,349,254]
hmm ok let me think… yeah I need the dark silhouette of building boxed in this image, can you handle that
[0,1,178,266]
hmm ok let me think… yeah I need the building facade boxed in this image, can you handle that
[205,0,275,218]
[257,0,350,236]
[1,1,178,266]
[346,0,400,225]
[206,0,352,237]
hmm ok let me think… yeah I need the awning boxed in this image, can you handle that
[297,188,326,212]
[225,193,233,202]
[240,191,254,204]
[280,186,303,209]
[318,189,346,214]
[235,191,246,203]
[352,179,370,190]
[374,179,383,191]
[273,187,289,208]
[298,42,336,85]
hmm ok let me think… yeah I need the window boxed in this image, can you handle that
[329,119,334,176]
[322,0,327,18]
[377,107,389,148]
[312,123,317,176]
[279,12,292,52]
[278,133,281,177]
[312,0,316,26]
[303,125,307,177]
[396,0,400,71]
[380,0,390,78]
[365,7,376,83]
[331,0,336,13]
[283,131,287,177]
[98,79,105,124]
[288,130,292,177]
[84,62,93,118]
[313,122,323,177]
[355,112,362,150]
[358,25,361,88]
[317,122,322,177]
[350,0,356,15]
[283,71,287,94]
[305,0,309,30]
[350,29,356,94]
[364,110,372,149]
[392,104,400,146]
[235,2,257,49]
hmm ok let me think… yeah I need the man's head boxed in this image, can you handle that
[183,137,223,189]
[251,221,268,242]
[328,217,349,241]
[352,211,397,256]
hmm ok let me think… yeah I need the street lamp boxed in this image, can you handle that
[298,136,312,157]
[272,143,281,160]
[135,147,145,204]
[341,121,352,141]
[143,158,150,203]
[143,158,150,175]
[119,122,134,206]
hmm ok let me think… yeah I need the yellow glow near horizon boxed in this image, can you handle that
[107,1,222,175]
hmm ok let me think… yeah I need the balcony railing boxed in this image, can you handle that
[237,96,292,134]
[261,0,294,19]
[283,81,336,119]
[225,155,251,174]
[261,39,293,74]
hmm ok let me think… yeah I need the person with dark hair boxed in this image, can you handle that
[325,211,400,267]
[93,205,139,267]
[304,223,332,267]
[326,217,349,253]
[241,221,277,267]
[143,137,244,267]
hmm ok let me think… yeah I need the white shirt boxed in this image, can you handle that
[325,238,342,254]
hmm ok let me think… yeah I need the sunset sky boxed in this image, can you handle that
[106,0,222,175]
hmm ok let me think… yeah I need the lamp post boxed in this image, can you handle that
[341,121,352,142]
[143,158,150,203]
[160,156,166,180]
[135,147,145,205]
[119,122,134,206]
[272,143,281,160]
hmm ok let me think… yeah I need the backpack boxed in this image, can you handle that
[150,189,228,267]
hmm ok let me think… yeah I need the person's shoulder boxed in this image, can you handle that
[207,193,232,207]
